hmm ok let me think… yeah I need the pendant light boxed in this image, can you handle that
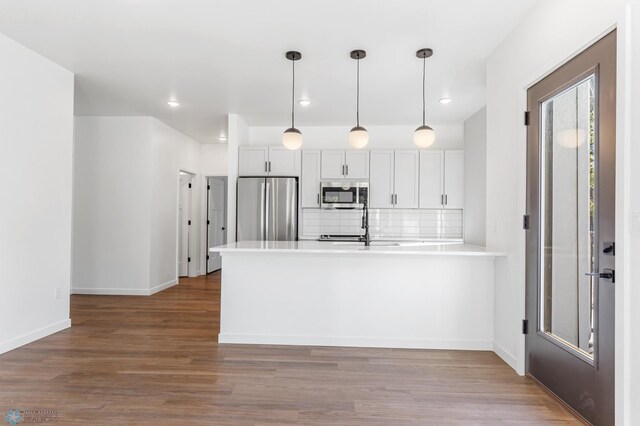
[282,51,303,150]
[414,48,436,148]
[348,50,369,149]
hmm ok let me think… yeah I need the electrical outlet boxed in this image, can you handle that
[54,287,61,300]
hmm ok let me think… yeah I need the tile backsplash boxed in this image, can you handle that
[301,208,463,240]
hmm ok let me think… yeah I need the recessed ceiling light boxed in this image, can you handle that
[439,98,452,104]
[218,136,227,142]
[167,100,180,107]
[298,99,311,106]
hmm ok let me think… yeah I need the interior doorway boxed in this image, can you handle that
[178,171,193,277]
[525,30,616,426]
[207,176,227,273]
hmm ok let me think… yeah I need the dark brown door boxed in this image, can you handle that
[525,30,616,425]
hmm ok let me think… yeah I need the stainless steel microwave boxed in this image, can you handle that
[320,181,368,209]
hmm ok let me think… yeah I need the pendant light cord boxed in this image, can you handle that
[356,56,360,127]
[291,58,295,128]
[422,56,426,126]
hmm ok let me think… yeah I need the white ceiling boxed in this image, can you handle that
[0,0,538,143]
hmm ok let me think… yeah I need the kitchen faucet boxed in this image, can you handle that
[359,198,371,247]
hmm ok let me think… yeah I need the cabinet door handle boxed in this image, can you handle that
[265,161,268,173]
[346,164,349,176]
[441,194,444,205]
[342,165,345,176]
[268,161,271,173]
[391,194,394,205]
[395,194,398,205]
[317,193,320,204]
[444,194,448,205]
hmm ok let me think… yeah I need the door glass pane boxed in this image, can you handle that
[539,75,596,358]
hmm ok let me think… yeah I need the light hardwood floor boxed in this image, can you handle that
[0,272,581,425]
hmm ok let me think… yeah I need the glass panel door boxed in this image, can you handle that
[525,30,616,426]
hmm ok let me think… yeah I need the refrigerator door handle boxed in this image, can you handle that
[260,182,266,240]
[264,181,270,240]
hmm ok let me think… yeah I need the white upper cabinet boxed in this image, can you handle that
[345,150,369,179]
[238,146,300,177]
[320,150,369,179]
[238,147,269,176]
[419,150,445,208]
[268,146,300,176]
[394,150,420,208]
[320,150,346,179]
[301,150,321,208]
[444,150,464,209]
[369,150,395,208]
[419,150,464,209]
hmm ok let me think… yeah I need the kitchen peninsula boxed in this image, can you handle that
[212,241,505,350]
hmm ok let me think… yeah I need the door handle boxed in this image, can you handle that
[346,164,349,176]
[317,193,320,204]
[585,269,615,283]
[391,194,394,205]
[268,161,271,173]
[342,165,345,176]
[445,194,448,205]
[221,227,226,231]
[265,161,268,173]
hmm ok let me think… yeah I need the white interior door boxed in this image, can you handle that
[178,172,192,277]
[207,177,226,273]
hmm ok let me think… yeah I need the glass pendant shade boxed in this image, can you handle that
[282,127,303,150]
[413,125,436,148]
[348,126,369,149]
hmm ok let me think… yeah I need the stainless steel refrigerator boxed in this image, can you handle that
[236,177,298,241]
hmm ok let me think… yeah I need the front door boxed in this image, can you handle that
[525,30,616,425]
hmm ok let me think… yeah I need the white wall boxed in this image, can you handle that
[463,107,487,246]
[73,116,206,294]
[248,124,463,150]
[73,117,153,294]
[200,144,228,176]
[226,114,249,242]
[0,33,74,354]
[486,0,638,423]
[150,119,202,288]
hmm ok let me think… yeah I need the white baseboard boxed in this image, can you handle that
[149,279,178,295]
[72,279,178,296]
[0,319,71,355]
[72,287,150,296]
[218,333,493,351]
[493,341,518,371]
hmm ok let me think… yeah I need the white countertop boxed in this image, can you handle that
[211,240,506,257]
